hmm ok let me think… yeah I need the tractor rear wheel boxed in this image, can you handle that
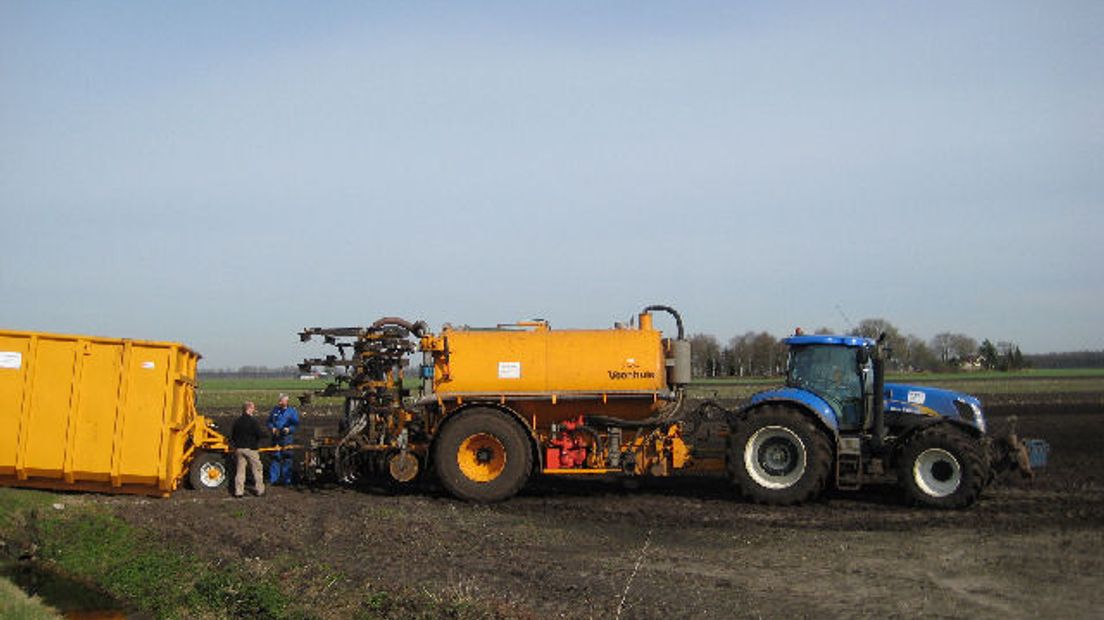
[898,426,987,509]
[434,408,532,502]
[727,406,832,505]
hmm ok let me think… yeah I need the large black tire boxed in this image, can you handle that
[433,408,533,502]
[898,426,987,509]
[188,451,229,491]
[726,406,833,505]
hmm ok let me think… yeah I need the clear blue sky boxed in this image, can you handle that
[2,2,1101,368]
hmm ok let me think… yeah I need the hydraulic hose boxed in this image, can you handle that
[641,305,685,340]
[371,317,429,338]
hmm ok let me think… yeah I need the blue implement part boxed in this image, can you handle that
[1024,439,1050,469]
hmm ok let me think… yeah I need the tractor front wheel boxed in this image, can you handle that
[898,426,987,509]
[434,408,532,502]
[727,406,832,505]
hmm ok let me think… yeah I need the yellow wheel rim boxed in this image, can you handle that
[457,433,507,483]
[201,463,224,486]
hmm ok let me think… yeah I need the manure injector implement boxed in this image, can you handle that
[296,306,1046,508]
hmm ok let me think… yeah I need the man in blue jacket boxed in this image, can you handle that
[267,394,300,485]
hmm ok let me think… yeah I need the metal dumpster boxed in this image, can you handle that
[0,329,229,496]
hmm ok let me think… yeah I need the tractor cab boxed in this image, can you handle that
[783,334,874,432]
[781,333,983,437]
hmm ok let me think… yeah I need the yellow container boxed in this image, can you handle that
[0,329,210,496]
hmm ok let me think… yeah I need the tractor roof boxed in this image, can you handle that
[783,334,874,348]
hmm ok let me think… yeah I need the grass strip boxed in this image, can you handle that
[0,489,289,619]
[1,489,519,619]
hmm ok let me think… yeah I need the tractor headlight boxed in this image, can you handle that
[954,399,987,433]
[971,402,986,433]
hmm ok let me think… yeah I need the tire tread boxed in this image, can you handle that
[898,425,987,509]
[726,405,833,505]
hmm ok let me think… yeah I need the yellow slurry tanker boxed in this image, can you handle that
[298,306,693,502]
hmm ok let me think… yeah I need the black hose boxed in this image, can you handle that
[585,414,668,429]
[576,425,603,466]
[370,317,429,338]
[679,399,736,436]
[640,305,685,340]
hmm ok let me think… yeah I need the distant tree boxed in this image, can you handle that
[688,333,723,378]
[950,334,978,365]
[853,318,907,370]
[996,343,1028,371]
[901,334,938,372]
[724,333,752,377]
[930,332,978,369]
[199,365,299,380]
[994,341,1028,371]
[931,332,955,364]
[978,339,999,370]
[1028,350,1104,369]
[725,331,785,377]
[1011,346,1027,370]
[813,326,835,335]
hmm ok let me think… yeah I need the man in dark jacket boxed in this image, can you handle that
[231,401,265,497]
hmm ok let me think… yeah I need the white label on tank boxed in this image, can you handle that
[0,352,22,369]
[907,390,926,405]
[498,361,521,379]
[141,361,155,369]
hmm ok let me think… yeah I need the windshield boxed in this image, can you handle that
[787,345,864,429]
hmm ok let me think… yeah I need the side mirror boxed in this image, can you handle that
[857,348,869,364]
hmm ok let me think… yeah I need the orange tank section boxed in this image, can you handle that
[421,314,676,427]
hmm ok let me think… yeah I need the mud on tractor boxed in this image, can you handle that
[296,307,1046,508]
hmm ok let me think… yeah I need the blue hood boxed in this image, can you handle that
[884,383,986,432]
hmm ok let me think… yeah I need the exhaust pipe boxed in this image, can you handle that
[871,333,887,451]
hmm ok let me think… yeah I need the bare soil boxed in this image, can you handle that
[100,394,1104,619]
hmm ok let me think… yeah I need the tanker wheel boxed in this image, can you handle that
[726,406,832,505]
[434,408,532,502]
[898,426,987,509]
[188,451,229,491]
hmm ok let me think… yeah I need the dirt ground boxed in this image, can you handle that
[100,394,1104,619]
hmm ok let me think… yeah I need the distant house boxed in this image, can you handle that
[960,356,984,371]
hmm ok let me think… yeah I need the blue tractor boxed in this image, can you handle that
[726,333,1047,508]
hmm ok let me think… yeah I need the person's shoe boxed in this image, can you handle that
[233,494,244,498]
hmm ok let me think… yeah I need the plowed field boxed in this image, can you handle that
[99,394,1104,619]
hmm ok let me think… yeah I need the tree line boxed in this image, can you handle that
[1026,350,1104,369]
[199,365,301,379]
[688,318,1037,378]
